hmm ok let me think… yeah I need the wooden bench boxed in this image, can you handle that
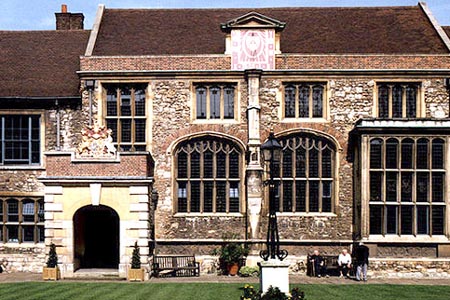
[307,255,340,277]
[152,255,200,278]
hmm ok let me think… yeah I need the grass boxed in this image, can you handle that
[0,282,450,300]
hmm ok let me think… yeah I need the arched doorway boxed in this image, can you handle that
[73,205,119,269]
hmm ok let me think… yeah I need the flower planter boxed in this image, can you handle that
[128,268,145,281]
[42,267,60,281]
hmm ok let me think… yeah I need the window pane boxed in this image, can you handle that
[309,145,319,178]
[432,139,444,169]
[190,151,200,178]
[7,200,18,222]
[224,86,235,119]
[0,201,3,222]
[432,206,445,235]
[298,86,309,118]
[177,182,187,212]
[216,152,226,178]
[203,150,213,178]
[204,182,213,213]
[209,86,221,119]
[401,139,414,169]
[386,205,398,234]
[295,147,306,177]
[7,226,18,242]
[120,120,131,143]
[282,149,292,177]
[190,182,200,213]
[177,152,187,178]
[416,172,429,202]
[385,138,398,169]
[295,181,306,212]
[196,87,206,119]
[432,173,444,202]
[134,88,146,116]
[312,85,323,117]
[120,88,132,116]
[401,206,413,235]
[417,206,430,234]
[416,139,429,169]
[284,85,296,118]
[106,88,118,116]
[216,182,226,213]
[134,119,146,143]
[385,172,397,202]
[38,226,45,243]
[392,85,402,118]
[370,205,383,234]
[370,139,383,169]
[370,172,382,202]
[309,181,319,212]
[38,201,44,222]
[229,182,240,213]
[378,85,389,118]
[106,120,117,143]
[22,202,35,222]
[23,226,34,242]
[400,172,413,202]
[229,152,239,178]
[405,85,417,118]
[282,181,293,212]
[322,148,332,178]
[322,181,332,212]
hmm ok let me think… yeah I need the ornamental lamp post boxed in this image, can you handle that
[259,131,288,261]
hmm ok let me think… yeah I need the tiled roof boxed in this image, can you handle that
[0,30,90,98]
[92,6,449,55]
[443,26,450,39]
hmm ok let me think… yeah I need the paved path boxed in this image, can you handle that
[1,272,450,285]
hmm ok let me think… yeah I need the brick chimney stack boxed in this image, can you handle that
[55,4,84,30]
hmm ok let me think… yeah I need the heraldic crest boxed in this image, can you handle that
[76,122,117,159]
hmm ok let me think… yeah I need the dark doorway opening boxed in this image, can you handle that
[73,205,119,269]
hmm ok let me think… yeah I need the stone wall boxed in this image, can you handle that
[0,245,45,273]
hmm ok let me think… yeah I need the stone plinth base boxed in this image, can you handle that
[259,259,290,294]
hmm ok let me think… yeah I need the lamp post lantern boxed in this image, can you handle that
[259,131,288,261]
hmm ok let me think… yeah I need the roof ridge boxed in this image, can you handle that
[104,6,419,11]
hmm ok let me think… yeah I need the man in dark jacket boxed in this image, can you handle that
[310,250,327,278]
[355,242,369,281]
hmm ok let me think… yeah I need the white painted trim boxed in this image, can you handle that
[85,4,105,56]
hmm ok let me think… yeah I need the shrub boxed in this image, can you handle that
[46,243,58,268]
[131,241,141,269]
[239,266,260,277]
[240,285,306,300]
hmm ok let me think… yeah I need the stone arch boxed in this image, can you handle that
[274,127,343,152]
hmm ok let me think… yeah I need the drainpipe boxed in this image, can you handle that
[55,99,60,150]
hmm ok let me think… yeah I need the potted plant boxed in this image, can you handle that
[42,243,60,280]
[128,241,145,281]
[214,235,248,276]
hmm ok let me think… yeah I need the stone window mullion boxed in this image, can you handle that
[318,140,323,212]
[305,138,310,213]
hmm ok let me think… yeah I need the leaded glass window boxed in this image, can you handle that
[0,115,41,165]
[377,83,420,118]
[104,83,147,151]
[0,197,44,243]
[274,133,336,213]
[369,137,446,236]
[194,84,236,120]
[175,137,242,213]
[283,83,326,119]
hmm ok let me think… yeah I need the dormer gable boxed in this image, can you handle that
[220,11,286,32]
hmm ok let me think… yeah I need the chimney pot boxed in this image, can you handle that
[61,4,67,13]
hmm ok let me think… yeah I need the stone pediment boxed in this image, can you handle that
[221,12,286,33]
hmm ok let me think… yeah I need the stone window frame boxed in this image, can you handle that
[172,133,245,216]
[0,111,45,168]
[191,81,240,124]
[360,134,450,242]
[280,81,330,122]
[270,129,341,216]
[373,81,425,118]
[102,83,148,152]
[0,196,44,244]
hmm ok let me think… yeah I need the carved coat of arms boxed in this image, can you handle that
[76,123,117,159]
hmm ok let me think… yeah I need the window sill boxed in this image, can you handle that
[0,242,45,247]
[281,118,329,123]
[0,165,44,170]
[192,119,240,125]
[174,212,244,217]
[275,212,337,217]
[367,235,449,243]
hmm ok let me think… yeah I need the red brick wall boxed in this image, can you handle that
[45,153,151,177]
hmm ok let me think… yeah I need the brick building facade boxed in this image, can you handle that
[2,3,450,278]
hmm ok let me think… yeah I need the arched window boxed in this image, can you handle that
[175,137,243,213]
[274,132,337,213]
[369,137,446,236]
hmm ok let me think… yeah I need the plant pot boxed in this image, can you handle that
[128,268,145,281]
[42,267,60,281]
[227,263,239,276]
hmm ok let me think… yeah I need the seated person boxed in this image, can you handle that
[309,250,327,278]
[338,248,352,278]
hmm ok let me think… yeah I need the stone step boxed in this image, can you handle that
[65,269,126,281]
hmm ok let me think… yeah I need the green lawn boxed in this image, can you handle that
[0,282,449,300]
